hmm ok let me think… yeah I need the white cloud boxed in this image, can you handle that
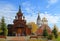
[47,0,58,8]
[22,1,60,24]
[48,0,58,4]
[40,12,60,24]
[22,2,39,24]
[25,11,60,24]
[22,1,60,31]
[25,13,37,23]
[22,1,37,15]
[0,3,17,24]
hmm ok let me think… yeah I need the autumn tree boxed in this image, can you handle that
[27,22,38,34]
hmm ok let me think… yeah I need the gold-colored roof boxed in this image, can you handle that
[42,17,48,22]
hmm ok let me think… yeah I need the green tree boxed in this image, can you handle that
[1,17,8,36]
[43,27,48,38]
[52,24,58,38]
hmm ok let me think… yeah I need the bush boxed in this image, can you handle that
[48,34,53,40]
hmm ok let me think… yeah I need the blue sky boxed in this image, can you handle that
[0,0,60,31]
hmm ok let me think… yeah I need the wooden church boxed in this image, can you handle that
[8,6,31,36]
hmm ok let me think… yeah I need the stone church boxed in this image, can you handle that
[36,13,52,36]
[7,6,31,36]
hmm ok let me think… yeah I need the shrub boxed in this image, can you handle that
[48,34,53,40]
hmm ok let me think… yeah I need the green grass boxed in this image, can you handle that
[52,35,60,41]
[55,36,60,41]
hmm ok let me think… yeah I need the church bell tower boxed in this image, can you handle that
[37,12,42,28]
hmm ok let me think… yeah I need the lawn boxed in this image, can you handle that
[55,36,60,41]
[0,38,6,41]
[52,35,60,41]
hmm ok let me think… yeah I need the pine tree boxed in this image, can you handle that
[43,27,48,38]
[52,24,58,38]
[1,17,8,36]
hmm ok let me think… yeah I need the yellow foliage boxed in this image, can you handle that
[0,30,3,33]
[29,38,37,41]
[0,28,3,33]
[28,22,38,34]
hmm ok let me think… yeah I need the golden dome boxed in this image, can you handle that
[42,17,48,22]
